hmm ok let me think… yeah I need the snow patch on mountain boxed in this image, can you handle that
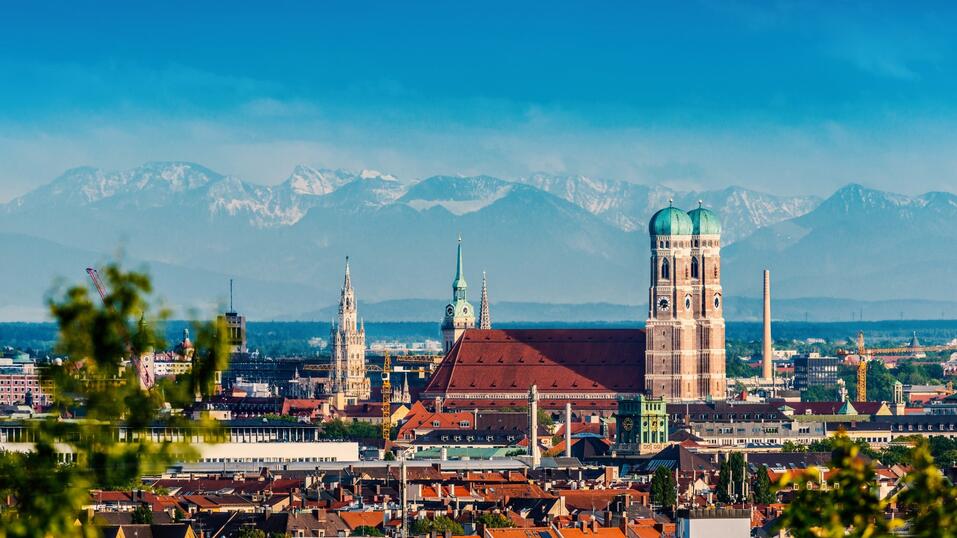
[406,185,513,215]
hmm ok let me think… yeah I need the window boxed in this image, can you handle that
[691,257,699,279]
[661,258,670,280]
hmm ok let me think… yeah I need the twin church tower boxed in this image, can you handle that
[645,202,727,400]
[334,200,725,404]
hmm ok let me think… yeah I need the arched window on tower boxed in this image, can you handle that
[691,257,699,279]
[713,266,718,279]
[661,258,670,280]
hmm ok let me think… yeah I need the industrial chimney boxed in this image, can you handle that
[762,269,773,381]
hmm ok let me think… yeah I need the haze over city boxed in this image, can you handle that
[4,5,957,538]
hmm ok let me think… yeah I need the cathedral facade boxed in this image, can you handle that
[644,202,726,400]
[330,258,371,403]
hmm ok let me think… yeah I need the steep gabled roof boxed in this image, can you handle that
[423,329,646,401]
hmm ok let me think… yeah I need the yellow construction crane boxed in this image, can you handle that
[381,351,392,444]
[839,331,957,402]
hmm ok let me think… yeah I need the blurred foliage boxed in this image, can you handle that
[896,440,957,537]
[0,262,229,538]
[776,435,957,537]
[775,435,897,538]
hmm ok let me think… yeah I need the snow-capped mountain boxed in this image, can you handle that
[517,173,820,243]
[400,175,513,215]
[8,161,954,320]
[723,183,957,301]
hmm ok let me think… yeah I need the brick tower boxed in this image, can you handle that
[644,202,697,400]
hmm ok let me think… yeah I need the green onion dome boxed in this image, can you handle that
[687,205,722,235]
[648,205,693,236]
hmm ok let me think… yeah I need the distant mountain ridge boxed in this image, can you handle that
[0,162,951,321]
[4,162,817,241]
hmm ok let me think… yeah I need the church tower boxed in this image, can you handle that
[442,237,476,353]
[330,257,371,403]
[688,202,727,399]
[645,202,697,400]
[479,271,491,330]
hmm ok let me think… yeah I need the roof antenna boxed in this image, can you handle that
[229,279,234,313]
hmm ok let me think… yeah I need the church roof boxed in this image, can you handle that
[687,205,722,235]
[422,328,646,408]
[649,206,693,236]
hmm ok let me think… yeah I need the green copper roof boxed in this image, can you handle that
[648,206,693,236]
[688,205,722,235]
[452,237,467,291]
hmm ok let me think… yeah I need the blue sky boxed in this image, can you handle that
[1,1,956,199]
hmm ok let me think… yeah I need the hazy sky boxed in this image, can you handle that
[2,1,957,200]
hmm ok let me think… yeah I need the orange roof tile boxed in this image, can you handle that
[486,528,560,538]
[340,511,386,530]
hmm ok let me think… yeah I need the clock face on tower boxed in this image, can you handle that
[657,297,670,311]
[462,306,469,314]
[713,294,721,310]
[622,417,633,431]
[685,294,692,311]
[446,305,455,317]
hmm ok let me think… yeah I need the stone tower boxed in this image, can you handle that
[645,201,726,400]
[442,237,476,353]
[688,202,727,399]
[330,257,371,403]
[479,271,491,330]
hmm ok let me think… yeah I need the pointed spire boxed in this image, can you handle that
[343,256,352,290]
[479,271,491,330]
[452,235,467,294]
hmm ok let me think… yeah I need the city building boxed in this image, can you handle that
[645,202,726,401]
[329,257,371,404]
[427,203,728,409]
[0,358,51,407]
[676,508,751,538]
[0,419,359,463]
[614,394,668,455]
[793,353,840,391]
[441,237,476,353]
[219,299,247,356]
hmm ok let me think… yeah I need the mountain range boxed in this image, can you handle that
[0,161,952,322]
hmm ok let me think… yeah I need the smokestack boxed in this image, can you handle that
[564,402,572,458]
[762,269,773,381]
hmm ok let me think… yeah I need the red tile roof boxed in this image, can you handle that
[340,511,386,530]
[422,329,646,408]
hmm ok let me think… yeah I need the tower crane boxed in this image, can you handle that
[85,267,153,389]
[838,331,957,402]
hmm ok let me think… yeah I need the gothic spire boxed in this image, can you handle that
[343,256,352,291]
[479,271,491,330]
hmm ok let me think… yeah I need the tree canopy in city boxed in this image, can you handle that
[0,263,230,538]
